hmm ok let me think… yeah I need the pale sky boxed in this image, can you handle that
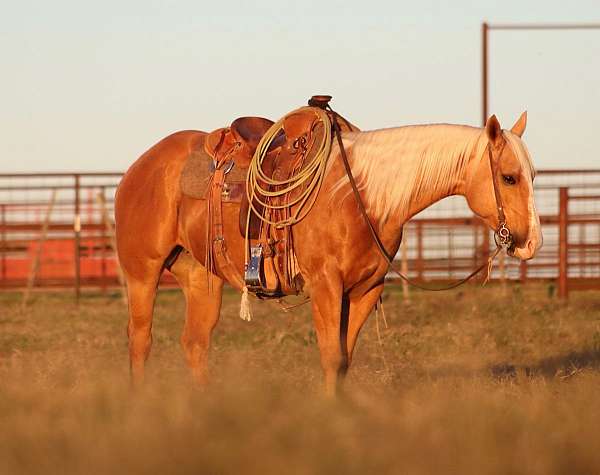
[1,0,598,172]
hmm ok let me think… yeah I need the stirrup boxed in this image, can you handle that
[244,245,263,293]
[244,244,286,299]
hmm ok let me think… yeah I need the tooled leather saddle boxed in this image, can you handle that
[180,95,358,297]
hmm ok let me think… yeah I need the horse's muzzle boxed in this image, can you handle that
[511,237,541,260]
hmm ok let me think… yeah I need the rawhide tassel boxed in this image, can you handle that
[239,286,252,322]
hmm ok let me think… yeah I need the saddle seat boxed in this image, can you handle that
[203,108,344,187]
[180,116,277,203]
[205,116,276,169]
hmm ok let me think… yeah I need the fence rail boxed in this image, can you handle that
[1,170,599,299]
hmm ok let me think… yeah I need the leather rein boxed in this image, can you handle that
[327,107,514,291]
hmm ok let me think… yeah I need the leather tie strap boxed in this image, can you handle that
[209,166,246,291]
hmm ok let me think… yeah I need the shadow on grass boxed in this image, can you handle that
[418,348,600,383]
[489,347,600,380]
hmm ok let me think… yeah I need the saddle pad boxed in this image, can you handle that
[180,148,248,201]
[180,149,213,199]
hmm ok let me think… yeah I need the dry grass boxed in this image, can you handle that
[1,284,600,474]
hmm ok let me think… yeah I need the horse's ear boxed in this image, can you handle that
[510,111,527,137]
[485,115,502,146]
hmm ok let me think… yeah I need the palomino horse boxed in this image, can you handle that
[115,111,541,396]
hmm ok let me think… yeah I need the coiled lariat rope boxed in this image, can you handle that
[244,107,332,267]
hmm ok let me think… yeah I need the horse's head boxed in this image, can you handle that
[465,112,542,260]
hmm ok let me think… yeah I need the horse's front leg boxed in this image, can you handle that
[310,277,346,397]
[346,283,384,367]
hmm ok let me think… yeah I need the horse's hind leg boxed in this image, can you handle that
[170,252,223,386]
[124,264,162,386]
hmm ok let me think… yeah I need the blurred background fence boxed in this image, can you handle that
[0,170,599,299]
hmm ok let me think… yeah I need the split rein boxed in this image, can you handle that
[327,107,514,292]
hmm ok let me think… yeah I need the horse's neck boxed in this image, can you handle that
[347,124,485,240]
[399,153,470,222]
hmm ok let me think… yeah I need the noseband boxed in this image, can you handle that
[486,138,514,251]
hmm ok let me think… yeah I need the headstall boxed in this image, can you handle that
[486,139,514,252]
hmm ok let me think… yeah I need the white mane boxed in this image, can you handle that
[332,124,488,221]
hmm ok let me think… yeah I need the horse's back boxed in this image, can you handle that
[119,130,204,187]
[115,130,205,279]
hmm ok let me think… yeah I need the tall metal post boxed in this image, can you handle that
[558,187,569,299]
[481,22,489,126]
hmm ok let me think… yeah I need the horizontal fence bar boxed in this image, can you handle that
[488,24,600,31]
[0,172,123,178]
[568,195,600,201]
[2,169,598,179]
[0,184,118,192]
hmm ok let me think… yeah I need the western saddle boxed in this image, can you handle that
[180,95,357,298]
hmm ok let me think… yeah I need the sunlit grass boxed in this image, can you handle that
[1,284,599,474]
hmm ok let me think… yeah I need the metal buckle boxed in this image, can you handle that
[495,222,513,248]
[222,183,230,199]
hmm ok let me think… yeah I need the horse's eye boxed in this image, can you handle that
[502,175,516,185]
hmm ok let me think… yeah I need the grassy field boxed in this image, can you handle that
[1,284,600,475]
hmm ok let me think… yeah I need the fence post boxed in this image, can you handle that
[480,222,491,283]
[416,221,424,281]
[96,192,127,305]
[520,260,527,282]
[74,174,81,303]
[448,227,453,278]
[473,221,479,269]
[99,187,107,294]
[22,190,57,309]
[499,250,506,285]
[1,203,5,282]
[579,224,585,278]
[400,233,410,302]
[558,187,569,299]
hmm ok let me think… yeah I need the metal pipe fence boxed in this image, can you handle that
[0,170,599,298]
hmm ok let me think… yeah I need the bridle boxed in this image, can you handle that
[326,106,514,291]
[487,140,514,251]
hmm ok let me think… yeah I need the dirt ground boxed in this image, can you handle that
[1,283,599,475]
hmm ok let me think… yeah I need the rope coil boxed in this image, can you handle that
[245,106,332,227]
[244,107,333,267]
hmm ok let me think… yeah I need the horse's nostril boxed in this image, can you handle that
[526,239,535,254]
